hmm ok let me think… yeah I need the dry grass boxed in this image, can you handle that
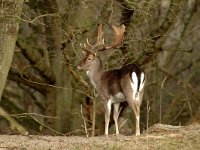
[0,123,200,150]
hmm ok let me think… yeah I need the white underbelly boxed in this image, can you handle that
[110,92,126,103]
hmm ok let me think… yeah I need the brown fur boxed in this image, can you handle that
[78,55,146,136]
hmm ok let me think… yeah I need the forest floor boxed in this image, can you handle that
[0,123,200,150]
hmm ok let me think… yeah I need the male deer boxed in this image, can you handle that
[77,24,146,136]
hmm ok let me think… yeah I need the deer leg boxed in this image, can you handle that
[104,99,112,135]
[123,72,144,136]
[135,106,140,136]
[135,91,144,136]
[113,103,120,134]
[128,102,140,136]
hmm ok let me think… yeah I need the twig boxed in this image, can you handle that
[92,90,97,137]
[18,71,92,98]
[30,115,64,135]
[146,100,150,134]
[1,13,59,25]
[81,105,89,137]
[159,76,168,123]
[119,119,128,130]
[7,112,58,119]
[63,50,89,88]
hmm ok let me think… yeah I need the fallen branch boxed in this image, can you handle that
[146,123,183,134]
[0,106,27,134]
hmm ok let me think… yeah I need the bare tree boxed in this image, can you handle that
[0,0,24,99]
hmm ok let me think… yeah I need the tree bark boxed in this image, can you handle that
[0,0,24,100]
[39,0,74,133]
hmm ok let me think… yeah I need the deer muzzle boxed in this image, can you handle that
[77,66,81,70]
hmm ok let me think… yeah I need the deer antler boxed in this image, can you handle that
[80,23,125,53]
[80,43,92,54]
[95,23,125,51]
[104,24,125,50]
[95,23,104,49]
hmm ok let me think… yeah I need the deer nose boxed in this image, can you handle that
[77,66,81,70]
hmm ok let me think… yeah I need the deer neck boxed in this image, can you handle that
[87,58,104,89]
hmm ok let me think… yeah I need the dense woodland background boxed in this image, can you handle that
[0,0,199,136]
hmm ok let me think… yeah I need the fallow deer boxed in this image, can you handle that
[77,23,146,136]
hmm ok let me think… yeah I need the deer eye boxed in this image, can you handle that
[87,57,92,61]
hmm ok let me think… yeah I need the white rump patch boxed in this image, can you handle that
[138,72,145,92]
[130,72,138,99]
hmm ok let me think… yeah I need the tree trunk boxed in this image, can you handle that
[39,0,73,133]
[0,0,24,99]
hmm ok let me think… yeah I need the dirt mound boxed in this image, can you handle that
[0,123,200,150]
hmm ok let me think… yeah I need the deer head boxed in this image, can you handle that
[77,23,125,71]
